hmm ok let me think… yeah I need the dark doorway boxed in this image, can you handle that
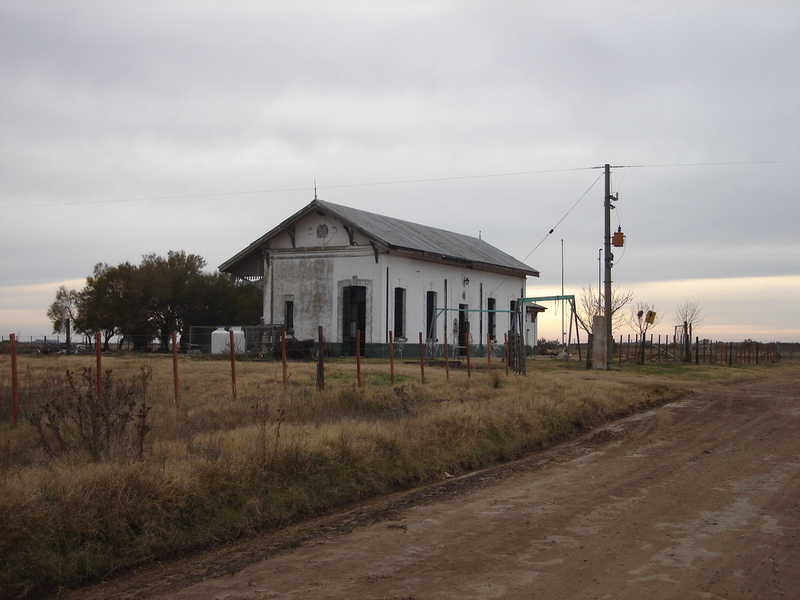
[458,303,469,356]
[487,297,496,342]
[342,285,366,356]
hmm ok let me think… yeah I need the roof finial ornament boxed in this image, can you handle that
[314,180,318,200]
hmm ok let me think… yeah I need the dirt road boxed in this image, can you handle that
[67,372,799,600]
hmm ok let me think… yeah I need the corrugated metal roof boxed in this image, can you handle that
[316,200,538,276]
[220,199,539,277]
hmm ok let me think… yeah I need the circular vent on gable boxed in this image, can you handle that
[315,218,333,246]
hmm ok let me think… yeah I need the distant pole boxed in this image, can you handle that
[603,164,614,370]
[561,238,565,345]
[10,334,18,427]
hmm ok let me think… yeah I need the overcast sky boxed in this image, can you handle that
[1,0,798,343]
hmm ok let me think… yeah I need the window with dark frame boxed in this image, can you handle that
[394,287,406,339]
[487,297,496,342]
[285,300,294,333]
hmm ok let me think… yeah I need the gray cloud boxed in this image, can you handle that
[1,0,798,339]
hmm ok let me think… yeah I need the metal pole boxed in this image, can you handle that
[604,164,613,370]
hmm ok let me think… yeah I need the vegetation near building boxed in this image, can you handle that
[47,250,261,350]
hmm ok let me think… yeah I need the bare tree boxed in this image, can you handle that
[675,299,704,362]
[576,285,634,369]
[628,301,662,364]
[674,299,704,329]
[576,285,634,335]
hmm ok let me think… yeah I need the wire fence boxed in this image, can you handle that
[614,334,782,365]
[1,328,791,425]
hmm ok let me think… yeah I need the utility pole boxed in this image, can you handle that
[561,238,565,345]
[603,164,614,370]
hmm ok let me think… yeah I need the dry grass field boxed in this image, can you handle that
[0,352,788,598]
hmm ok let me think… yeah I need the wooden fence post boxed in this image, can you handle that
[389,331,395,386]
[172,331,180,409]
[356,329,362,388]
[9,333,18,427]
[504,332,509,376]
[466,336,472,378]
[486,332,492,373]
[316,326,325,392]
[418,332,425,384]
[444,332,450,380]
[281,328,288,389]
[229,329,238,401]
[95,332,102,400]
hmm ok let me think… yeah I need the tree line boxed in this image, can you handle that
[47,251,261,351]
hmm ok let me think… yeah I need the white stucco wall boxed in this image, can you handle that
[261,211,530,347]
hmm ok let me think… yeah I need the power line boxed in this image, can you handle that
[0,166,594,210]
[487,171,604,298]
[521,172,604,263]
[1,159,796,210]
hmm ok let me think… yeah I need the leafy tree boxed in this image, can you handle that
[142,251,208,351]
[47,285,80,335]
[78,262,155,351]
[47,251,262,352]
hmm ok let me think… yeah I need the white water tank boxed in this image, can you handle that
[211,327,246,355]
